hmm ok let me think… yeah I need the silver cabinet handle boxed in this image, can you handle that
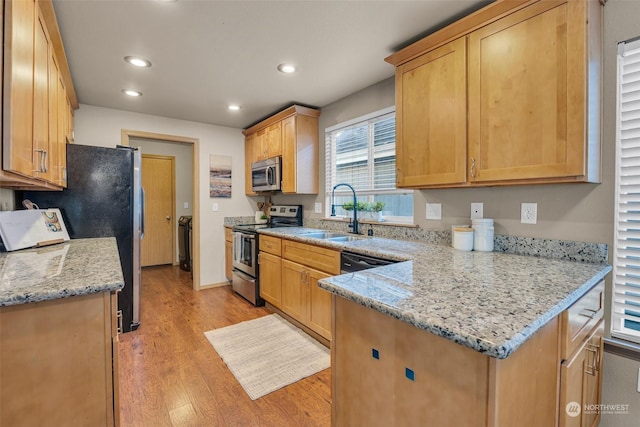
[166,216,171,221]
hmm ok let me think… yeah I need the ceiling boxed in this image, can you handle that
[52,0,489,130]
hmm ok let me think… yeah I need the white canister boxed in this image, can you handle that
[452,227,474,251]
[472,218,494,252]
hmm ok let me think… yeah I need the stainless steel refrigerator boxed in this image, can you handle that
[19,144,144,332]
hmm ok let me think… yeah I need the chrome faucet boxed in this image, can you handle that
[330,183,359,234]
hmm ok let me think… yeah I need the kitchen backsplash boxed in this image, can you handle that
[224,216,609,265]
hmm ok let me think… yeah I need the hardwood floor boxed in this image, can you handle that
[118,265,332,426]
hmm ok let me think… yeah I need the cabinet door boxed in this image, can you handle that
[259,251,282,306]
[281,115,297,193]
[265,122,282,158]
[559,321,604,427]
[255,129,267,161]
[468,1,586,183]
[307,268,332,340]
[33,8,51,182]
[4,0,36,177]
[244,134,256,195]
[57,76,68,187]
[281,259,308,324]
[395,37,467,187]
[224,240,233,281]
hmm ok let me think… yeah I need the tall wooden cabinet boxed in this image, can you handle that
[1,0,77,190]
[387,0,602,188]
[243,105,320,195]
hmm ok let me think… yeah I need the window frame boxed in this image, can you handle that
[612,37,640,345]
[324,107,414,224]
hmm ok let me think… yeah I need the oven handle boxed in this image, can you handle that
[233,269,256,282]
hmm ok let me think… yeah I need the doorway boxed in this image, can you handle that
[141,154,175,267]
[121,129,201,290]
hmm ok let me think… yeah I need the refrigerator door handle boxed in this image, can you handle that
[140,187,145,239]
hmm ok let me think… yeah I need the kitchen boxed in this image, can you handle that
[1,0,639,426]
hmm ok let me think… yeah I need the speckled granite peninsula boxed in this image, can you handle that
[257,227,612,359]
[0,237,124,306]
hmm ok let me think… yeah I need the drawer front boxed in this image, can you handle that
[282,239,340,275]
[561,281,604,360]
[224,227,233,242]
[260,235,281,256]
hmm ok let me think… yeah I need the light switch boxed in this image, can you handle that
[212,203,219,212]
[183,202,189,209]
[314,202,322,214]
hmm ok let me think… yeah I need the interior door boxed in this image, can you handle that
[141,154,175,266]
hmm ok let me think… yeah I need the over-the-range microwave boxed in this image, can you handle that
[251,156,281,192]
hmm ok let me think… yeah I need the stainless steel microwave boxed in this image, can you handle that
[251,156,282,192]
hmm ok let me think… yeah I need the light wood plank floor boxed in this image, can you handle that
[118,265,332,426]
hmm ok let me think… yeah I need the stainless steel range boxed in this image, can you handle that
[231,205,303,305]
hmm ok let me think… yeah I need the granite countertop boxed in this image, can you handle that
[0,237,124,307]
[258,227,612,359]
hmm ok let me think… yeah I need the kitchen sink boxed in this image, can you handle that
[326,235,363,242]
[299,232,349,239]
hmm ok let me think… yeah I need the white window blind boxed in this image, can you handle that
[325,107,413,222]
[613,38,640,344]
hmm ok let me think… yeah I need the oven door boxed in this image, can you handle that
[232,231,257,277]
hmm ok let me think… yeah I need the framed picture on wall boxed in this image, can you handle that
[209,154,231,198]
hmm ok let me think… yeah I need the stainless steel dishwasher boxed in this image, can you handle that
[340,251,398,273]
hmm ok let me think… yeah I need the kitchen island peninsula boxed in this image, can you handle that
[257,227,611,426]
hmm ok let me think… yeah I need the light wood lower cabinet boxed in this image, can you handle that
[333,280,606,426]
[259,237,338,341]
[224,227,233,281]
[259,251,282,306]
[560,321,604,427]
[0,291,120,427]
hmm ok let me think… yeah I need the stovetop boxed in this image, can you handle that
[232,204,303,233]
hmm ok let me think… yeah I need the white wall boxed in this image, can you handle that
[73,104,255,287]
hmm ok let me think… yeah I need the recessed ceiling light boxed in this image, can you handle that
[228,105,241,111]
[124,56,151,68]
[277,63,296,74]
[122,89,143,97]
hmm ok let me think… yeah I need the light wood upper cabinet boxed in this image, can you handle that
[3,0,36,179]
[243,105,320,195]
[1,0,77,190]
[281,113,319,194]
[387,0,602,188]
[244,134,257,195]
[395,37,467,187]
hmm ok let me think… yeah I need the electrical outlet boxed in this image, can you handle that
[521,203,537,224]
[426,203,442,220]
[183,202,189,209]
[314,202,322,214]
[637,368,640,393]
[471,203,483,219]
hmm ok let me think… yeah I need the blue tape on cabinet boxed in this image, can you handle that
[372,348,380,360]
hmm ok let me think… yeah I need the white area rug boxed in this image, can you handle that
[204,314,330,400]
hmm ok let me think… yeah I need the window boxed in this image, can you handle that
[325,107,413,223]
[613,37,640,344]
